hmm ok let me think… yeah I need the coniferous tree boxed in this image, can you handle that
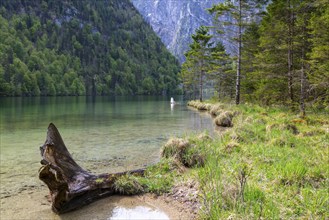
[240,22,260,101]
[249,0,319,111]
[208,42,234,100]
[182,26,213,102]
[209,0,267,104]
[308,0,329,106]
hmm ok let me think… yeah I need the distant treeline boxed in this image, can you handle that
[0,0,181,96]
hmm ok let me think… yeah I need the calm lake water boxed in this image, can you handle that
[0,96,214,199]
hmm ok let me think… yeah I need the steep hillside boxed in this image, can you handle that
[0,0,181,96]
[131,0,224,62]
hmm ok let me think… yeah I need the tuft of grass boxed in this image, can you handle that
[209,103,224,116]
[161,138,189,160]
[114,175,144,195]
[161,137,207,168]
[214,111,234,127]
[95,178,104,184]
[279,159,308,186]
[225,141,240,153]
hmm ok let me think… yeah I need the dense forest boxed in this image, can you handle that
[0,0,181,96]
[181,0,329,113]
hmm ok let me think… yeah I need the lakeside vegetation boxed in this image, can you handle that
[116,100,328,219]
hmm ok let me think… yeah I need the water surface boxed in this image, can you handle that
[0,96,214,199]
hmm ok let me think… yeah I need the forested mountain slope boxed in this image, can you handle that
[0,0,181,96]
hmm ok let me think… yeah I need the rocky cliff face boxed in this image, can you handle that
[131,0,224,63]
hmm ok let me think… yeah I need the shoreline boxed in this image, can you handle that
[0,186,196,220]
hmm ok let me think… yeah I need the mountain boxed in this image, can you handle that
[0,0,181,96]
[131,0,224,63]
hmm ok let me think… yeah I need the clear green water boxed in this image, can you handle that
[0,96,214,198]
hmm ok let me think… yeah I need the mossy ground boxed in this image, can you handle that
[116,101,328,219]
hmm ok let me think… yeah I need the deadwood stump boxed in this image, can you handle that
[39,123,144,214]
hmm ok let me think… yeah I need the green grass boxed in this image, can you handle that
[114,158,181,195]
[191,101,329,219]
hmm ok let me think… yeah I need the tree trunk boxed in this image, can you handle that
[199,60,204,102]
[235,0,242,105]
[300,14,308,118]
[287,0,294,103]
[300,47,306,117]
[39,123,144,214]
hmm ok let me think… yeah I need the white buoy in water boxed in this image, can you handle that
[170,97,175,104]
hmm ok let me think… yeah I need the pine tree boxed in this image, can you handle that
[308,0,329,105]
[182,26,213,102]
[208,42,234,100]
[294,1,314,116]
[209,0,266,104]
[241,22,260,101]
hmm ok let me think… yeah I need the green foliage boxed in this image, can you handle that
[0,0,181,96]
[181,26,234,101]
[181,26,214,101]
[182,0,328,112]
[209,0,267,105]
[308,0,329,104]
[240,0,328,109]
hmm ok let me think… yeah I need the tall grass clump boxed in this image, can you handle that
[161,136,208,168]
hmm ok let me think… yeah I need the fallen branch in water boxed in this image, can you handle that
[38,123,144,214]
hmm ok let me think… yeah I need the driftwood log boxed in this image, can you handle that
[39,123,144,214]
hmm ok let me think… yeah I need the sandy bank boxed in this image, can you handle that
[0,186,196,220]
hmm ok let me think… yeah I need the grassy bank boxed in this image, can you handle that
[189,100,328,219]
[117,101,328,219]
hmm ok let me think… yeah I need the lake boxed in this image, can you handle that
[0,96,214,218]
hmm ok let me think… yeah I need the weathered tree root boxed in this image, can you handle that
[39,123,144,214]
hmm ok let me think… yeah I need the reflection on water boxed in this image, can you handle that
[0,96,214,199]
[109,206,169,220]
